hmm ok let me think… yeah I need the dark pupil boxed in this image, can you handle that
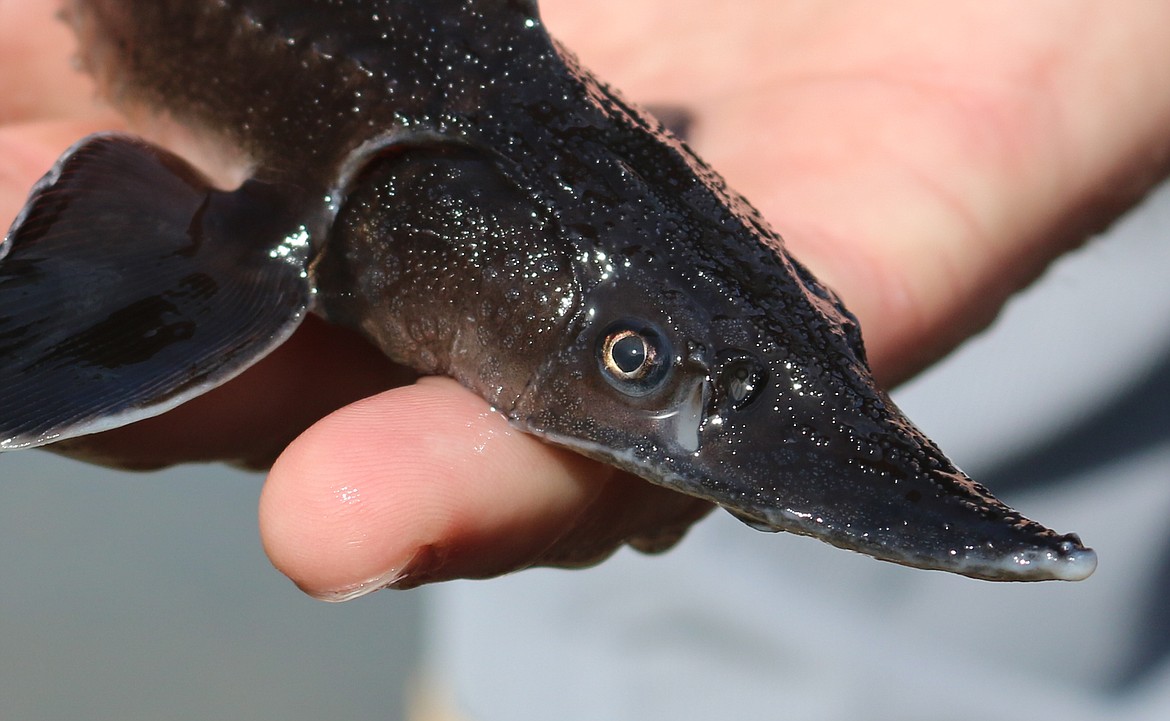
[611,334,647,374]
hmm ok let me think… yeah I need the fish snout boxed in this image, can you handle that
[690,352,1097,581]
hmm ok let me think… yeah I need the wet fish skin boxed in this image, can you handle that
[0,0,1095,581]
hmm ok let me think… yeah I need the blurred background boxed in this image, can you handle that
[0,456,425,720]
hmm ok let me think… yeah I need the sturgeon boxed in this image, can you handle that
[0,0,1096,581]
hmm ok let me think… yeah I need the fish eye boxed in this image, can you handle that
[597,321,672,396]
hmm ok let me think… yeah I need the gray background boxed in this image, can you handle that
[0,455,423,721]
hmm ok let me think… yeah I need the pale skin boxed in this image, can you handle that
[3,0,1170,598]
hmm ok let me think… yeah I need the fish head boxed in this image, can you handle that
[507,119,1095,582]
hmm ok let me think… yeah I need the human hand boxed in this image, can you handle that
[4,0,1169,597]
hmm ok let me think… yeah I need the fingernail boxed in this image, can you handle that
[310,567,411,602]
[308,545,440,601]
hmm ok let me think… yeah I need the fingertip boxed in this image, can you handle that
[259,378,604,599]
[260,382,461,598]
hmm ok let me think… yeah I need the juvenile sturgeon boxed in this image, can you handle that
[0,0,1095,581]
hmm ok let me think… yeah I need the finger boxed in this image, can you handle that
[0,0,102,124]
[259,376,710,598]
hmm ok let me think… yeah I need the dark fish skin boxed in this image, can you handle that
[0,0,1096,581]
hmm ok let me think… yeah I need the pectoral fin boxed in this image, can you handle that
[0,134,317,449]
